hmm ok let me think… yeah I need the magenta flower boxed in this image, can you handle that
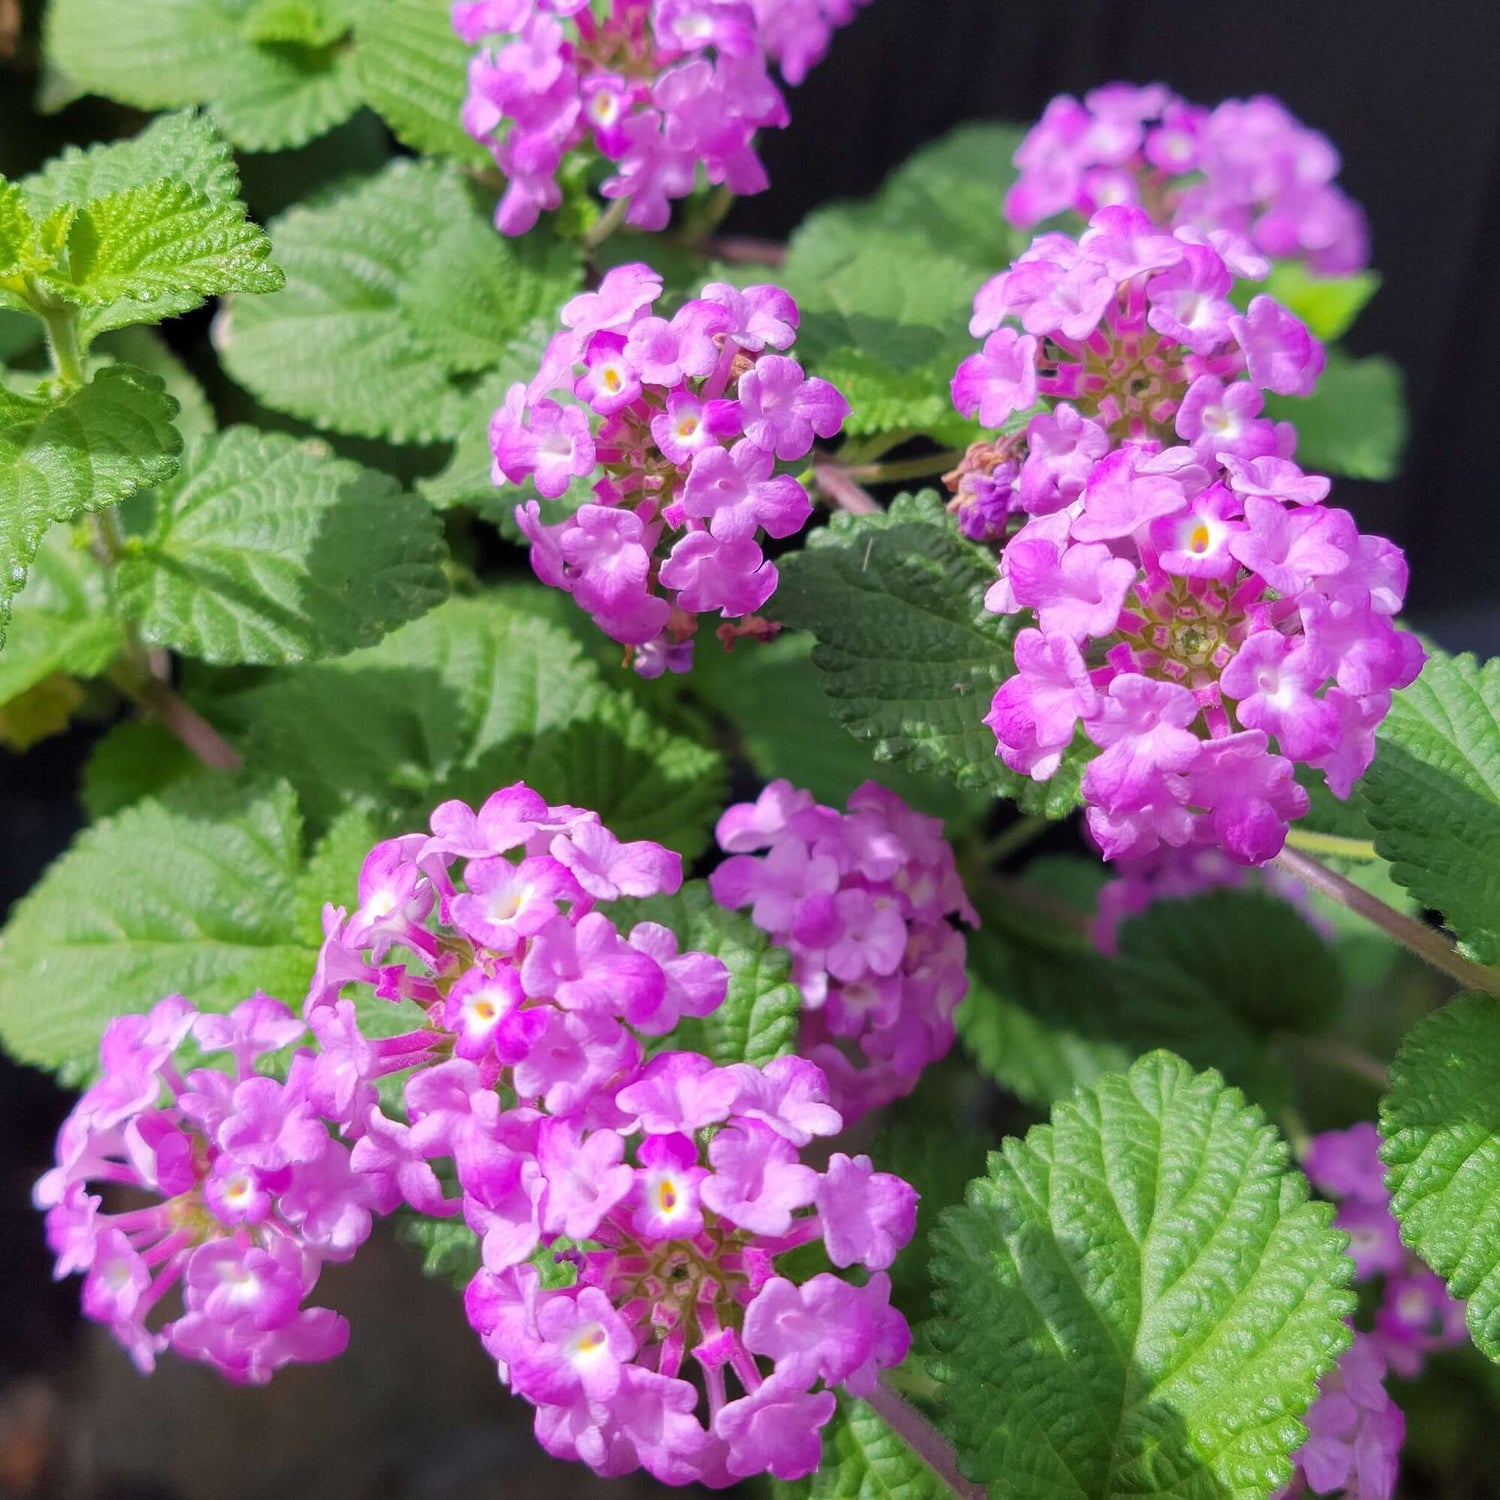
[501,267,847,674]
[711,780,976,1120]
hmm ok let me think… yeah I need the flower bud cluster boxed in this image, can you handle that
[710,780,976,1121]
[35,994,374,1383]
[951,208,1422,865]
[1278,1126,1468,1500]
[502,265,849,676]
[454,0,871,235]
[40,784,926,1489]
[1007,82,1369,275]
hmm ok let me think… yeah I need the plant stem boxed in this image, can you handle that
[704,234,787,267]
[1293,1035,1390,1090]
[582,195,630,252]
[812,458,880,515]
[39,302,85,390]
[842,450,964,484]
[1274,846,1500,997]
[866,1379,986,1500]
[1284,828,1381,862]
[130,677,244,772]
[977,814,1049,866]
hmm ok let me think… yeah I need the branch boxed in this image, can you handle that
[865,1380,986,1500]
[131,678,244,773]
[1274,846,1500,998]
[812,458,880,515]
[705,234,788,268]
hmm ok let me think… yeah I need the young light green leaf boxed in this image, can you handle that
[354,0,491,165]
[243,0,353,46]
[400,1215,482,1290]
[620,881,800,1067]
[775,491,1086,816]
[1260,264,1381,343]
[928,1052,1356,1499]
[1361,648,1500,965]
[0,364,182,642]
[0,779,318,1084]
[0,526,125,708]
[775,1397,954,1500]
[216,159,581,443]
[0,180,40,312]
[207,592,726,855]
[1264,350,1407,481]
[1380,991,1500,1359]
[54,177,282,338]
[44,0,362,151]
[114,427,448,665]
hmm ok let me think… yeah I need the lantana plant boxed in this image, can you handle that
[2,4,1498,1497]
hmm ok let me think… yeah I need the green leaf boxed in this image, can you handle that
[775,491,1085,815]
[620,881,800,1067]
[690,632,991,833]
[0,364,182,643]
[776,1397,953,1500]
[207,592,727,855]
[781,122,1024,445]
[0,779,319,1083]
[927,1052,1356,1499]
[217,159,582,443]
[1260,265,1381,344]
[354,0,490,165]
[53,177,282,339]
[22,112,244,215]
[1380,992,1500,1359]
[82,719,204,819]
[0,179,39,307]
[114,427,448,665]
[44,0,363,151]
[399,1215,482,1290]
[1264,350,1407,481]
[1361,648,1500,965]
[96,327,217,443]
[243,0,352,46]
[0,526,125,706]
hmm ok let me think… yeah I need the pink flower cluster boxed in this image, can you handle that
[1279,1125,1467,1500]
[464,1052,914,1485]
[454,0,870,234]
[34,994,374,1383]
[953,209,1422,865]
[710,780,976,1121]
[1007,83,1369,276]
[502,264,848,676]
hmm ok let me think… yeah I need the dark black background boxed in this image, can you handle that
[2,1,1498,1492]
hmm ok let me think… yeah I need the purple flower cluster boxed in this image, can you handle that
[1279,1125,1467,1499]
[465,1054,914,1485]
[34,994,373,1383]
[710,780,976,1122]
[38,784,925,1489]
[953,208,1422,865]
[502,264,849,676]
[454,0,870,234]
[1007,83,1369,275]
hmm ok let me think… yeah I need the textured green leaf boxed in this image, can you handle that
[1380,992,1500,1359]
[96,327,217,443]
[0,364,182,643]
[928,1052,1356,1499]
[1260,265,1381,343]
[399,1215,482,1290]
[45,0,362,151]
[114,427,448,665]
[0,526,125,706]
[0,179,39,310]
[776,1397,952,1500]
[1265,350,1406,481]
[690,632,991,832]
[354,0,490,165]
[621,881,800,1067]
[81,719,204,819]
[0,779,318,1083]
[782,123,1024,445]
[1362,648,1500,965]
[776,491,1085,815]
[208,592,726,855]
[217,159,581,443]
[54,177,282,338]
[243,0,352,46]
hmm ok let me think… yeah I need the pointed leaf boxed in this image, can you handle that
[776,1397,953,1500]
[927,1052,1356,1499]
[1264,350,1407,481]
[114,427,448,665]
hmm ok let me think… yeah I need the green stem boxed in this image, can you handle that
[976,814,1050,867]
[842,450,964,484]
[1284,828,1381,862]
[39,302,85,390]
[1274,846,1500,998]
[1292,1035,1390,1090]
[583,195,631,253]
